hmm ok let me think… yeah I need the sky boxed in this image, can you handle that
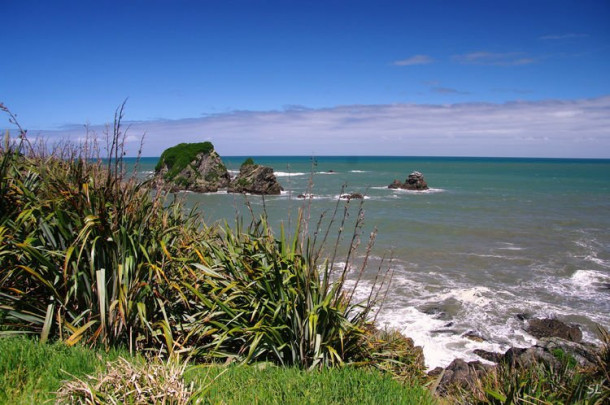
[2,0,610,157]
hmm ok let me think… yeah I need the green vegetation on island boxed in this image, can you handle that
[155,141,215,180]
[154,141,231,192]
[241,156,255,167]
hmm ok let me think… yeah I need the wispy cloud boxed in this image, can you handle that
[453,51,536,66]
[539,33,588,40]
[393,54,434,66]
[36,97,610,158]
[432,87,471,95]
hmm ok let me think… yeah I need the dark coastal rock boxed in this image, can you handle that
[474,349,503,363]
[427,366,444,378]
[417,304,451,321]
[435,359,492,395]
[499,335,597,369]
[537,337,598,367]
[388,179,403,189]
[155,142,230,192]
[515,312,532,321]
[388,171,429,191]
[228,159,283,195]
[502,346,561,369]
[340,192,364,200]
[526,318,582,343]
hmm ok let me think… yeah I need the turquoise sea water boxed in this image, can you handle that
[135,156,610,368]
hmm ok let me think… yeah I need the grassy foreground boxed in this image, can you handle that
[0,337,435,404]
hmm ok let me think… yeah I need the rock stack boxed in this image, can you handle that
[228,158,283,195]
[154,142,230,192]
[388,171,429,191]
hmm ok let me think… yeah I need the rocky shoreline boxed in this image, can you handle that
[426,316,605,396]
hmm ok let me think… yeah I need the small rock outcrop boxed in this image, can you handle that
[526,318,583,343]
[388,171,429,190]
[340,192,364,200]
[434,359,492,395]
[155,142,230,192]
[228,158,283,195]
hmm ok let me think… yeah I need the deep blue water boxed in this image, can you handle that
[132,156,610,367]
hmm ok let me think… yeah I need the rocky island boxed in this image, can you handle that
[154,144,283,195]
[228,157,283,195]
[154,142,230,192]
[388,171,429,191]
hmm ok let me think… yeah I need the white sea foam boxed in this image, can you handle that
[571,269,610,289]
[392,187,446,194]
[369,186,446,194]
[374,304,513,369]
[274,171,308,177]
[436,286,493,307]
[496,243,524,251]
[350,170,368,173]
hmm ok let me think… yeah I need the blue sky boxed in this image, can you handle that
[2,0,609,157]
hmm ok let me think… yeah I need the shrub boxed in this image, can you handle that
[240,157,255,168]
[1,103,423,379]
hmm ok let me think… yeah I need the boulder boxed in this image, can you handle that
[502,346,561,369]
[526,318,583,343]
[388,179,402,189]
[154,142,230,192]
[434,359,492,395]
[474,349,503,363]
[538,337,598,368]
[388,171,429,190]
[228,159,283,195]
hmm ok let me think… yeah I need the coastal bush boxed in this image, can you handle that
[0,103,426,379]
[181,212,377,369]
[0,103,207,352]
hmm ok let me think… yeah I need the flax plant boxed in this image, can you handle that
[0,103,202,353]
[1,103,424,378]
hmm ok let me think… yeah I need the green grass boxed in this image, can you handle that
[155,141,215,179]
[0,337,435,404]
[186,364,436,404]
[0,336,132,404]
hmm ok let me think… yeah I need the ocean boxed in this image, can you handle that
[134,156,610,368]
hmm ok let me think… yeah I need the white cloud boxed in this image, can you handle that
[35,96,610,158]
[393,54,434,66]
[453,52,536,66]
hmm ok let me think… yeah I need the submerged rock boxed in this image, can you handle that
[228,158,283,195]
[340,192,364,200]
[388,171,429,190]
[154,142,230,192]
